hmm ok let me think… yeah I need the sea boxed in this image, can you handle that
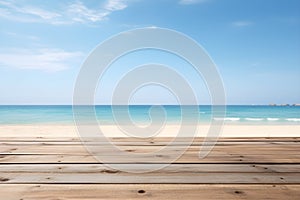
[0,105,299,125]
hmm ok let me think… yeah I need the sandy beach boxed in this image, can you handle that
[1,124,299,138]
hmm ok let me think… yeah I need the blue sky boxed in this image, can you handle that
[0,0,299,105]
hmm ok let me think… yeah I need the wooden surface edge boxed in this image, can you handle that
[1,184,300,200]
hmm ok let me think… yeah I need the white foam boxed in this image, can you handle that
[214,117,240,121]
[267,118,279,121]
[286,118,300,122]
[245,118,264,121]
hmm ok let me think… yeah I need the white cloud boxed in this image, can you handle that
[232,21,253,27]
[18,6,61,20]
[0,0,129,25]
[0,48,83,72]
[67,1,109,23]
[179,0,209,5]
[0,0,61,23]
[104,0,127,11]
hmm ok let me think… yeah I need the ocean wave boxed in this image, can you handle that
[267,118,279,121]
[214,117,240,121]
[286,118,300,122]
[245,118,264,121]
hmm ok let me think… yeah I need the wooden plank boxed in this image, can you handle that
[1,143,299,155]
[0,138,299,163]
[1,141,299,146]
[0,137,299,142]
[1,140,299,145]
[0,164,299,184]
[1,184,300,200]
[2,142,299,148]
[1,164,300,173]
[1,172,300,184]
[1,147,299,156]
[1,153,300,164]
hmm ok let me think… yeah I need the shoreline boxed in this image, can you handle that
[1,124,299,138]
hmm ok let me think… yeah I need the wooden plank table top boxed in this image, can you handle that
[0,137,299,199]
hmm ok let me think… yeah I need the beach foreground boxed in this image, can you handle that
[0,124,299,138]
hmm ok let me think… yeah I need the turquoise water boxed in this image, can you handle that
[0,105,299,125]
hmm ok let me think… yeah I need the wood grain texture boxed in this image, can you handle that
[0,137,299,199]
[1,184,300,200]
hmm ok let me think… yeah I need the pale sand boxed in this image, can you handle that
[0,124,299,138]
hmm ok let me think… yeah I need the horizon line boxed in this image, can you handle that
[0,104,299,106]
